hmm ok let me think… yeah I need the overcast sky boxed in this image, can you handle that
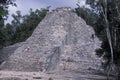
[7,0,86,23]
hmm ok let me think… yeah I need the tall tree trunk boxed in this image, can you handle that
[102,0,114,79]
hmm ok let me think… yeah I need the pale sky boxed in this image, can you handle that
[7,0,86,23]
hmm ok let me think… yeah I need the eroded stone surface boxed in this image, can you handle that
[0,8,102,75]
[0,42,24,64]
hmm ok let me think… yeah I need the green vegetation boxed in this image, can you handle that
[75,0,120,79]
[1,8,49,46]
[0,0,16,48]
[0,1,49,47]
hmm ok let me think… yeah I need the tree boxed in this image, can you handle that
[76,0,120,79]
[0,0,16,48]
[3,7,49,45]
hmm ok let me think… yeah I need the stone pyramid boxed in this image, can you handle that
[0,7,102,73]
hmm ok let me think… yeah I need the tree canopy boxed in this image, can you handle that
[75,0,120,78]
[3,7,49,46]
[0,0,16,48]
